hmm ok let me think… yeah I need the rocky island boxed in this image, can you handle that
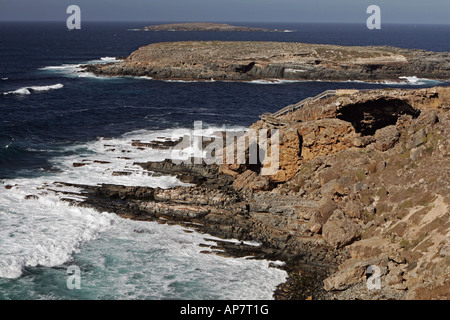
[84,41,450,82]
[39,86,450,300]
[141,22,283,32]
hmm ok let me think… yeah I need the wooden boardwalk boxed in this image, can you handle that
[260,89,360,125]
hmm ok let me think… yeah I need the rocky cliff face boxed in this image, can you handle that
[230,86,450,299]
[84,41,450,82]
[36,86,449,300]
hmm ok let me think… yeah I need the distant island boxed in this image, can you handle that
[140,22,289,32]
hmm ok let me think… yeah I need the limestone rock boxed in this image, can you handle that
[323,261,367,291]
[268,128,302,183]
[297,119,356,162]
[344,201,363,219]
[410,128,427,149]
[84,41,450,82]
[24,195,39,200]
[233,170,272,192]
[374,125,400,151]
[410,145,426,161]
[322,209,360,248]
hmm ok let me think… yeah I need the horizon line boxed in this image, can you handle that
[0,20,449,26]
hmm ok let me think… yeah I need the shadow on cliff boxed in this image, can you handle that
[336,98,420,136]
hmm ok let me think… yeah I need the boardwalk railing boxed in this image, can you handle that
[260,89,362,125]
[272,90,337,117]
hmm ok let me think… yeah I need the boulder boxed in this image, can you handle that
[24,195,39,200]
[344,201,364,219]
[323,257,388,291]
[73,162,89,167]
[410,145,426,161]
[374,125,400,151]
[233,170,272,192]
[322,209,360,248]
[410,128,427,149]
[323,262,366,291]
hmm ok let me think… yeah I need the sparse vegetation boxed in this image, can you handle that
[399,199,413,209]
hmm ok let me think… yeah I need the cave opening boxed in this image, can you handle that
[336,98,420,136]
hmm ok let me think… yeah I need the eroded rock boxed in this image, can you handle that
[322,209,360,248]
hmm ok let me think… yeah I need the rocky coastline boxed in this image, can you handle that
[33,86,449,300]
[83,41,450,82]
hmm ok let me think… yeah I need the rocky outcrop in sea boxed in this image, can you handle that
[83,41,450,82]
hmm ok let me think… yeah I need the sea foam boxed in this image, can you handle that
[3,84,64,96]
[0,126,257,280]
[39,57,123,79]
[0,128,188,278]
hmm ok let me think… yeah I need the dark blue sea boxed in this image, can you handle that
[0,22,449,300]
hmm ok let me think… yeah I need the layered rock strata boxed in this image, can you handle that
[84,41,450,82]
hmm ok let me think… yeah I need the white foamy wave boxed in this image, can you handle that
[0,128,192,278]
[362,76,446,86]
[164,78,301,84]
[30,84,64,91]
[39,64,82,72]
[163,78,218,83]
[164,79,198,83]
[3,84,64,96]
[50,129,200,188]
[245,79,304,85]
[1,77,8,81]
[75,219,287,299]
[100,57,119,62]
[247,76,447,86]
[0,187,118,278]
[39,57,122,79]
[3,87,31,95]
[39,63,97,79]
[86,57,123,65]
[133,76,153,80]
[397,76,444,85]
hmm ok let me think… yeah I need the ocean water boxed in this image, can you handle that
[0,22,449,300]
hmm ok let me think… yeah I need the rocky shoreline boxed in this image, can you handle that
[54,180,340,299]
[26,86,448,300]
[83,41,450,82]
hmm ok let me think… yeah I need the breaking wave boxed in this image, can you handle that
[3,84,64,96]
